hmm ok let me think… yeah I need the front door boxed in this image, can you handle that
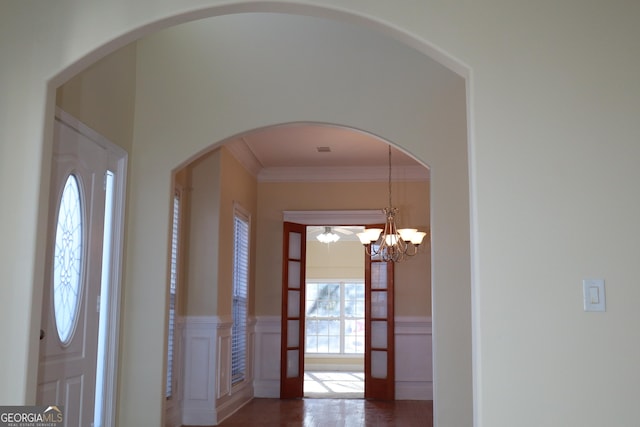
[37,118,108,425]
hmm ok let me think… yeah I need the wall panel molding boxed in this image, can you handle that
[181,315,254,425]
[164,317,184,427]
[253,316,281,397]
[253,315,432,400]
[395,316,432,400]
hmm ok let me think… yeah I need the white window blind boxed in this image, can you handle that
[232,207,250,386]
[166,193,180,398]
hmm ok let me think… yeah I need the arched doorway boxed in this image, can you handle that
[37,8,472,426]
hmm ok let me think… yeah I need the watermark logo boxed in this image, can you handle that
[0,406,64,427]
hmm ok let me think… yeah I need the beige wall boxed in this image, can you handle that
[184,150,221,316]
[218,148,258,316]
[182,147,257,317]
[257,181,430,318]
[55,42,137,153]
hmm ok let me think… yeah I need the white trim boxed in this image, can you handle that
[253,316,281,398]
[164,317,184,427]
[259,165,429,182]
[182,315,253,425]
[55,108,127,160]
[283,210,385,225]
[54,108,127,427]
[182,317,218,425]
[224,137,429,183]
[225,138,263,177]
[395,316,432,400]
[233,201,251,223]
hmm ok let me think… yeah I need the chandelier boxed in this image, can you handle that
[357,146,427,262]
[316,226,340,244]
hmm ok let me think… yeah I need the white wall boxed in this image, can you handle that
[1,2,639,427]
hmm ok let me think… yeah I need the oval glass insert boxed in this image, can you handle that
[53,174,84,344]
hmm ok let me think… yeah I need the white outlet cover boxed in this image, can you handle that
[583,279,605,312]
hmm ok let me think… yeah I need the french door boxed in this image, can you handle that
[364,246,395,400]
[280,222,306,398]
[280,221,395,400]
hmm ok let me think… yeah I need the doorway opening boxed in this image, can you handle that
[282,209,406,401]
[304,225,366,399]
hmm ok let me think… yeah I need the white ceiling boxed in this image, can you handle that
[226,124,429,182]
[307,225,364,242]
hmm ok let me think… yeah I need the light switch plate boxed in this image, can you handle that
[583,279,605,312]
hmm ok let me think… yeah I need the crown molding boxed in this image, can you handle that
[258,165,429,182]
[225,139,429,182]
[283,210,385,225]
[225,138,262,177]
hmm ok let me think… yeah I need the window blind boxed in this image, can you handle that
[166,193,180,398]
[232,211,249,385]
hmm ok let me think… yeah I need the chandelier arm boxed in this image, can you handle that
[361,145,425,263]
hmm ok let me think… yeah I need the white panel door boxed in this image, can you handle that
[37,119,108,426]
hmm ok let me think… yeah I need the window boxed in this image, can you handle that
[166,191,181,398]
[232,205,250,385]
[53,174,84,345]
[305,282,365,354]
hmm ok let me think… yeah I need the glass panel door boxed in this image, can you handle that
[364,243,395,400]
[280,222,306,398]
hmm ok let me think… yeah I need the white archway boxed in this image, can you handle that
[36,6,473,426]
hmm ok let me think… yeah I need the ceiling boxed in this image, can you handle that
[307,225,364,243]
[226,124,430,182]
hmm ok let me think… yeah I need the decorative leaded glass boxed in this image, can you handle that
[53,174,83,344]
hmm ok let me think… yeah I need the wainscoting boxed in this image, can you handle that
[165,318,184,427]
[176,315,432,426]
[253,316,433,400]
[180,316,254,426]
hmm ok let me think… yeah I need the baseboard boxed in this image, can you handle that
[181,407,216,426]
[396,381,433,400]
[216,384,253,424]
[253,379,280,398]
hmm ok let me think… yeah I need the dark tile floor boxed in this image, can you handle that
[216,398,433,427]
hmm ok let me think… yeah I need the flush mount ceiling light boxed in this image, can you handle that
[316,226,340,244]
[357,146,427,262]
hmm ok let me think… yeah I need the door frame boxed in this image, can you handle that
[281,210,385,398]
[53,108,127,427]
